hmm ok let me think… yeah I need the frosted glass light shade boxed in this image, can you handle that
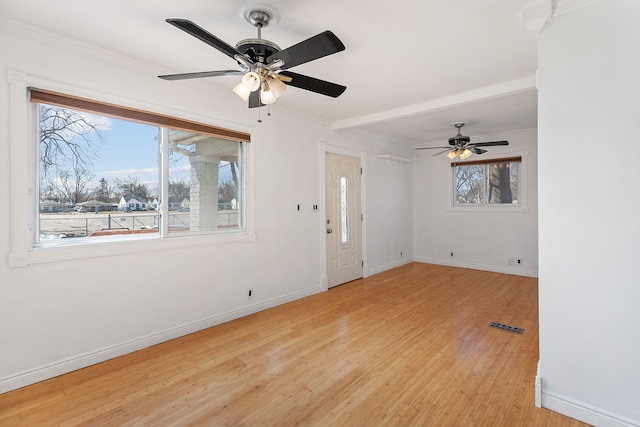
[460,149,472,159]
[241,72,260,91]
[270,78,287,97]
[447,150,458,160]
[260,89,277,105]
[233,83,251,101]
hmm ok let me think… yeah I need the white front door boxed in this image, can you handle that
[325,152,362,288]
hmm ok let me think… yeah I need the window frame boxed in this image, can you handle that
[448,153,528,213]
[8,70,256,268]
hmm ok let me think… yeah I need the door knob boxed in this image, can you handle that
[327,229,333,234]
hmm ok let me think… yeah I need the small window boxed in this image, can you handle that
[453,157,521,206]
[31,89,248,245]
[340,176,348,243]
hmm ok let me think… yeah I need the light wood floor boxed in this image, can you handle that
[1,263,590,426]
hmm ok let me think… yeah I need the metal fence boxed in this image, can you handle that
[39,211,238,238]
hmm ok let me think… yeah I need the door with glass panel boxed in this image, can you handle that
[325,152,362,288]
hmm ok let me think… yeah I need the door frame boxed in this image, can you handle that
[320,142,368,291]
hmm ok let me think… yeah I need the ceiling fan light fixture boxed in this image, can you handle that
[241,71,261,91]
[260,87,277,104]
[447,150,458,160]
[269,76,287,97]
[233,82,252,101]
[460,149,472,160]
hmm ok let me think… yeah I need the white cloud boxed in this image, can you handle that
[41,106,112,142]
[169,164,191,175]
[100,167,158,178]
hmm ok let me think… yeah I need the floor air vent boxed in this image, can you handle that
[489,321,524,335]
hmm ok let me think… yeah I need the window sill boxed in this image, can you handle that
[446,206,528,213]
[9,230,255,268]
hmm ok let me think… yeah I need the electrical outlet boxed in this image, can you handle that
[517,259,521,265]
[400,251,403,256]
[248,289,253,299]
[450,251,454,257]
[508,258,514,265]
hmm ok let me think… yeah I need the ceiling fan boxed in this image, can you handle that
[158,9,347,108]
[415,122,509,159]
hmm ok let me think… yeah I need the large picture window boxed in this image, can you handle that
[31,89,249,245]
[452,156,521,206]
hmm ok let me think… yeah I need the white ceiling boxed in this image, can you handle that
[0,0,538,148]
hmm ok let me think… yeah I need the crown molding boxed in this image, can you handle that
[522,0,553,34]
[553,0,593,16]
[521,0,593,34]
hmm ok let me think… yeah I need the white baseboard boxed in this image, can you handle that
[542,390,640,427]
[366,258,412,276]
[0,284,322,394]
[414,257,538,278]
[535,361,542,408]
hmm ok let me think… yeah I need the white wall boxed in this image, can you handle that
[538,0,640,425]
[0,22,413,392]
[364,143,414,275]
[413,129,539,277]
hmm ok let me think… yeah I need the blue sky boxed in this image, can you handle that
[93,118,168,186]
[76,115,233,189]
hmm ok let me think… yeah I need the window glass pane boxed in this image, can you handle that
[167,131,242,233]
[38,104,160,241]
[487,162,518,204]
[340,176,348,243]
[454,165,484,205]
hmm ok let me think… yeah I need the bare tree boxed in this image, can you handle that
[93,178,117,203]
[39,105,105,178]
[487,162,513,204]
[228,162,239,189]
[57,159,94,204]
[218,180,237,204]
[168,179,190,203]
[455,165,483,203]
[39,104,107,202]
[117,176,151,201]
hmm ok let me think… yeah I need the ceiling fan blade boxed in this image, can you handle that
[469,147,487,155]
[278,71,346,97]
[469,140,509,147]
[415,146,451,150]
[248,90,264,109]
[166,19,250,63]
[158,70,244,81]
[267,31,345,70]
[432,149,453,157]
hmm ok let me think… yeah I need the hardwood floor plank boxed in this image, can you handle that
[0,263,591,426]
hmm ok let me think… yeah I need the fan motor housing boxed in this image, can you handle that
[235,39,281,63]
[449,135,470,146]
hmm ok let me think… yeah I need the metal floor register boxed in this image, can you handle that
[489,321,524,335]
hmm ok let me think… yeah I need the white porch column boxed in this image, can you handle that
[189,154,219,231]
